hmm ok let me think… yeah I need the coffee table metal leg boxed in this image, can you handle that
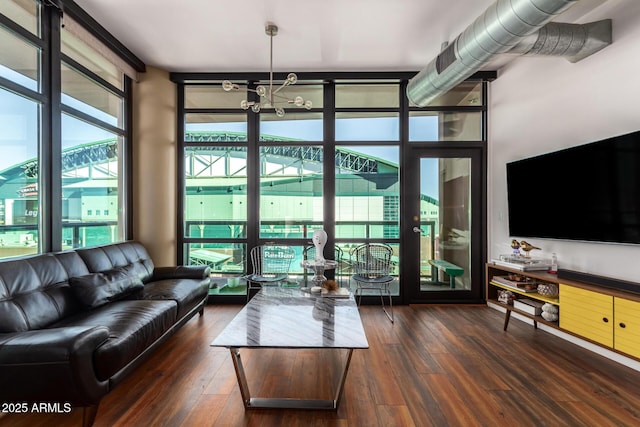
[229,347,354,410]
[333,348,353,405]
[230,347,251,407]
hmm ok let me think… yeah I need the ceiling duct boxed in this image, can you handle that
[408,0,580,107]
[509,19,612,62]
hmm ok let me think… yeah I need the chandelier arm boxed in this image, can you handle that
[272,81,290,95]
[269,28,274,106]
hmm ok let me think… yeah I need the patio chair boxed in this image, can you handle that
[350,243,394,322]
[244,244,295,302]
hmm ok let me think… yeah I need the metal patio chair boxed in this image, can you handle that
[244,244,295,302]
[350,243,394,322]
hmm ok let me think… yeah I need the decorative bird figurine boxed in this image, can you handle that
[519,240,541,257]
[510,239,521,255]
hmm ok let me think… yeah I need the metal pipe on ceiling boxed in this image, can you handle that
[407,0,579,107]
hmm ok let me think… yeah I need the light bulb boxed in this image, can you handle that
[251,104,261,113]
[286,73,297,85]
[240,100,249,110]
[304,100,313,110]
[256,86,267,97]
[294,96,304,107]
[275,108,285,117]
[222,80,237,92]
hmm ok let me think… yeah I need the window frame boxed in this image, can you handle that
[172,72,494,303]
[0,1,144,257]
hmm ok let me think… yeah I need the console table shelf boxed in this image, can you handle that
[489,280,560,305]
[488,298,559,330]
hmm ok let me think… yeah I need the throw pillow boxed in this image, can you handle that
[70,267,143,309]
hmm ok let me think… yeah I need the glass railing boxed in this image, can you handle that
[185,220,401,240]
[184,219,415,297]
[0,222,119,259]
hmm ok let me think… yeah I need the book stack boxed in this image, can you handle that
[491,275,539,293]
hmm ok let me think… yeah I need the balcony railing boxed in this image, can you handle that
[0,222,119,258]
[185,220,402,240]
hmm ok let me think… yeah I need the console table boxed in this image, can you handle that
[486,262,640,361]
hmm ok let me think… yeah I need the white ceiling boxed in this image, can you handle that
[73,0,608,74]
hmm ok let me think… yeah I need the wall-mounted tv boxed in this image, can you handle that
[506,130,640,245]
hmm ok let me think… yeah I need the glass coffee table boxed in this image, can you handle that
[210,287,369,410]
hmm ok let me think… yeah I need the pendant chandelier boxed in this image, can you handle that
[222,24,312,117]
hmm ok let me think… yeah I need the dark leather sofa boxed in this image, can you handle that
[0,241,210,426]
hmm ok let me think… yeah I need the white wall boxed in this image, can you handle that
[489,0,640,284]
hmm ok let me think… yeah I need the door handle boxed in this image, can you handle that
[413,227,424,234]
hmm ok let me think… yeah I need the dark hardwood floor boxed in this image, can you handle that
[3,303,640,426]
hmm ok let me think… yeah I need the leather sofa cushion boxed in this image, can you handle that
[52,300,177,381]
[0,252,86,333]
[76,242,154,283]
[70,266,144,309]
[138,279,208,319]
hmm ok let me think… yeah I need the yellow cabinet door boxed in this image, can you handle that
[614,297,640,358]
[559,284,613,347]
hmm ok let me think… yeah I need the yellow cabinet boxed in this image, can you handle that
[614,297,640,359]
[559,284,613,347]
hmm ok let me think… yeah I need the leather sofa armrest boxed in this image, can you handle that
[151,265,211,281]
[0,326,110,405]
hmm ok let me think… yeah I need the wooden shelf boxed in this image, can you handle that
[488,298,559,329]
[489,281,559,305]
[487,263,560,332]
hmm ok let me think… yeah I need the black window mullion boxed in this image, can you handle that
[246,81,259,250]
[61,104,125,135]
[61,53,125,97]
[482,81,489,142]
[323,80,336,258]
[41,4,62,252]
[0,12,46,48]
[176,82,186,264]
[0,76,46,103]
[123,75,133,241]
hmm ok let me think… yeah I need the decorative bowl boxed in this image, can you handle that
[537,283,559,297]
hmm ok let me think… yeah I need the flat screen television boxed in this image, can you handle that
[506,130,640,245]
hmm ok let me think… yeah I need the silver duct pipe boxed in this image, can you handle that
[510,19,612,63]
[407,0,578,106]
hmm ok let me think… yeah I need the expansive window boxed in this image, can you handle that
[182,86,249,293]
[60,23,128,248]
[174,74,489,301]
[335,146,400,240]
[0,1,42,257]
[0,1,141,258]
[0,87,40,255]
